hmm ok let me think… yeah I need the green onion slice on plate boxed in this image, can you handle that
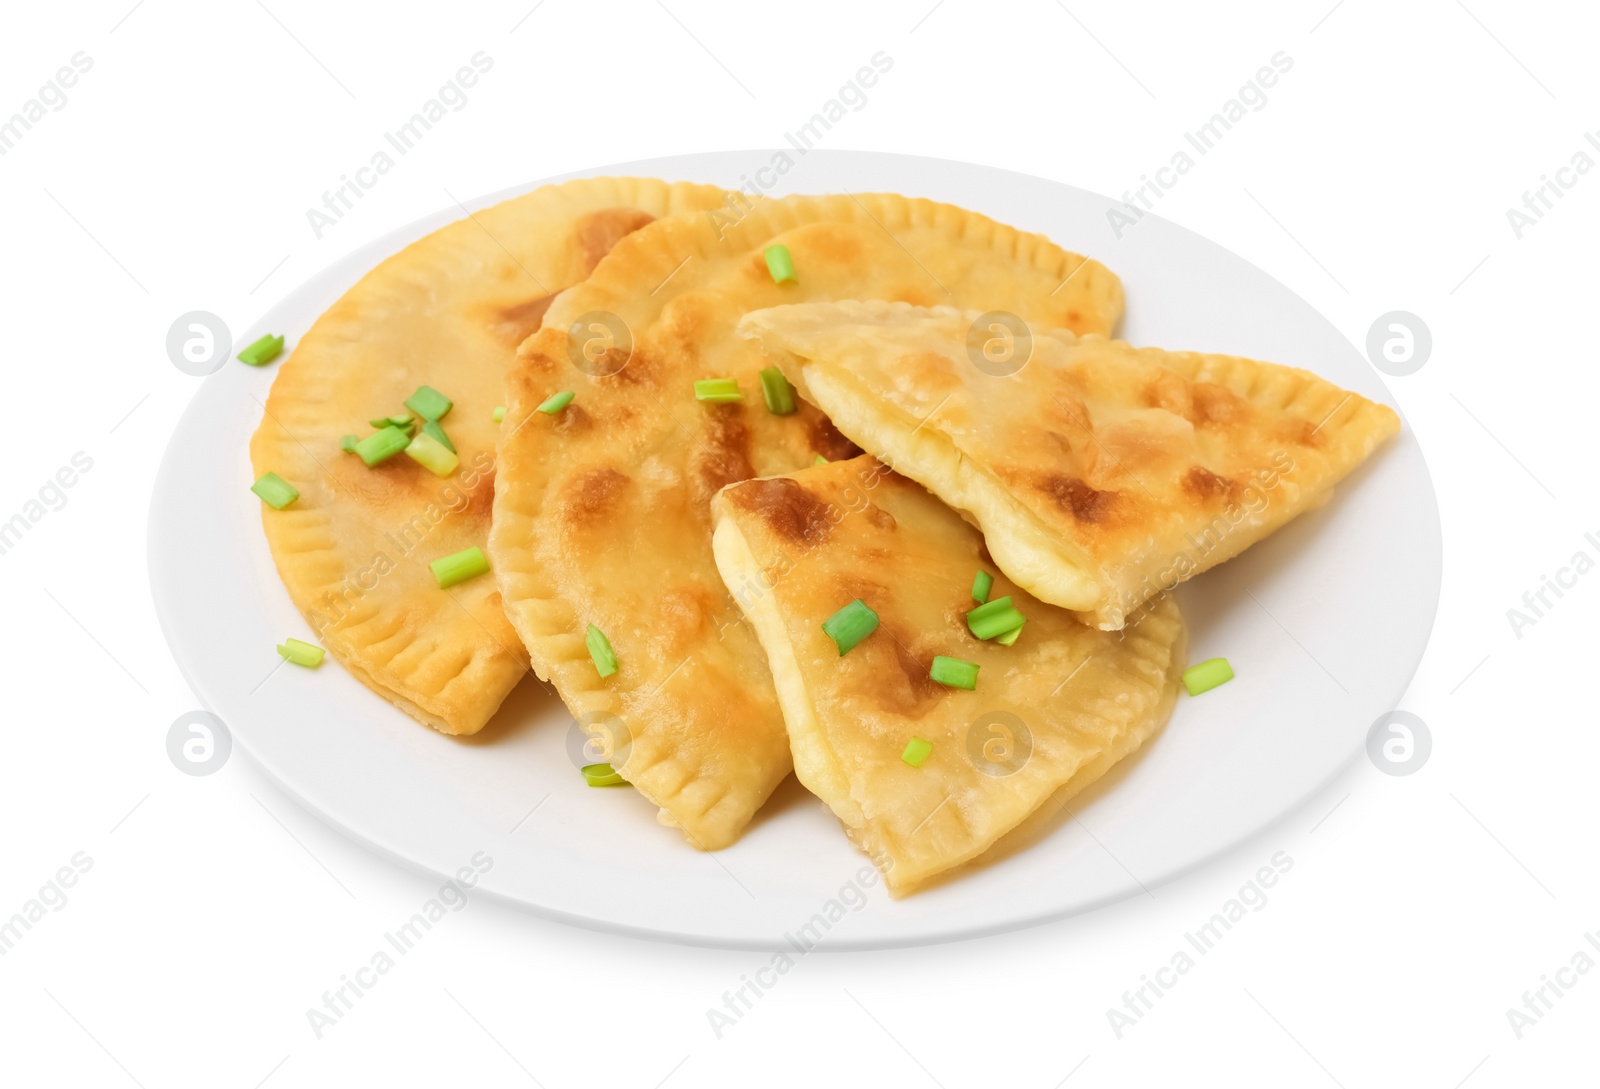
[276,637,324,667]
[581,763,627,787]
[237,334,284,366]
[1183,657,1234,696]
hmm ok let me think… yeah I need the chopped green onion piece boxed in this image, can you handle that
[929,656,979,690]
[339,434,358,453]
[354,426,411,467]
[966,596,1026,640]
[901,737,932,767]
[759,367,796,415]
[403,385,453,421]
[764,243,796,283]
[972,606,1026,640]
[581,763,627,787]
[276,637,324,668]
[369,413,412,429]
[492,406,506,422]
[813,454,828,466]
[422,418,456,453]
[586,624,618,678]
[694,378,742,403]
[1183,657,1235,696]
[405,430,459,477]
[538,390,575,414]
[250,471,298,509]
[822,598,878,655]
[429,546,489,589]
[995,619,1025,647]
[972,570,993,604]
[237,334,284,366]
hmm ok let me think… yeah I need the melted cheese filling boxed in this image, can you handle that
[799,366,1108,620]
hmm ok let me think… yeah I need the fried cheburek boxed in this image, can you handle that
[711,457,1185,894]
[489,193,1123,847]
[250,176,728,734]
[741,301,1399,629]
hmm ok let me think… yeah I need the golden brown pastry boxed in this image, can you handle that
[711,457,1186,894]
[249,176,728,734]
[741,301,1399,629]
[489,192,1122,848]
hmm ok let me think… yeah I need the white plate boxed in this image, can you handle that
[149,151,1441,950]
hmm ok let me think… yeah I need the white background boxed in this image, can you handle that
[1,1,1594,1085]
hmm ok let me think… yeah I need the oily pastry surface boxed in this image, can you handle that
[710,458,1185,894]
[489,191,1123,848]
[250,176,729,734]
[742,301,1400,629]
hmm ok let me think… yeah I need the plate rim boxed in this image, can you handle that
[147,149,1443,951]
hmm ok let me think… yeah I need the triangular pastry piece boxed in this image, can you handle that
[250,176,729,734]
[741,301,1400,629]
[711,457,1185,894]
[489,192,1123,848]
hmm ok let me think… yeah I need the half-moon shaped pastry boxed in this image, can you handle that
[711,457,1185,894]
[250,176,728,734]
[489,192,1122,847]
[742,300,1399,629]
